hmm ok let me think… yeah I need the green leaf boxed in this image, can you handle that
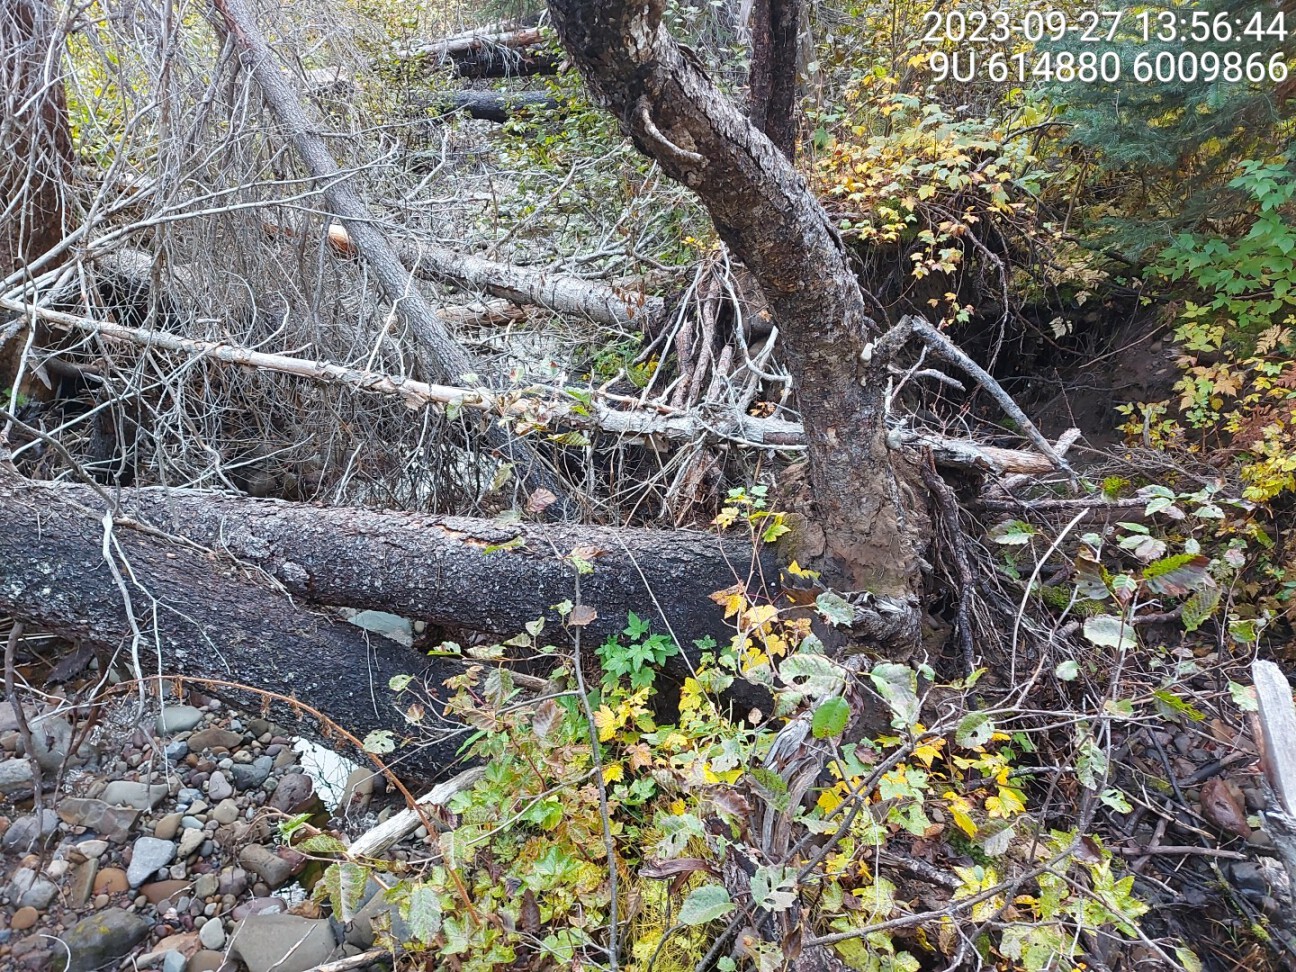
[748,767,790,811]
[812,697,852,738]
[814,591,855,627]
[1153,689,1206,722]
[1099,788,1133,813]
[1082,614,1135,651]
[1175,947,1204,972]
[1229,618,1260,644]
[869,663,921,728]
[402,883,443,944]
[678,884,735,925]
[989,520,1036,545]
[750,864,798,912]
[778,654,847,699]
[362,730,397,755]
[297,833,348,855]
[388,674,413,692]
[1181,586,1220,632]
[1229,680,1259,713]
[955,711,994,749]
[318,862,369,923]
[1054,660,1079,681]
[1141,554,1210,596]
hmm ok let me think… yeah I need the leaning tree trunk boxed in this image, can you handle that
[0,0,74,396]
[546,0,926,616]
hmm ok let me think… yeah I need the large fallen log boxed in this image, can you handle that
[0,474,471,784]
[430,90,559,123]
[12,479,763,649]
[0,474,768,782]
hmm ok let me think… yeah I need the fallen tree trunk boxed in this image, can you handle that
[0,474,472,784]
[13,480,764,649]
[452,46,559,79]
[430,90,559,123]
[4,294,1068,475]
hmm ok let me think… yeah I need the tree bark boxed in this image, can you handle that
[747,0,800,158]
[6,479,766,656]
[431,90,559,123]
[546,0,924,605]
[0,474,472,784]
[0,0,74,396]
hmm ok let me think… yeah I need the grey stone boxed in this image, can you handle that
[267,773,315,815]
[176,828,205,860]
[193,873,219,900]
[161,951,186,972]
[211,799,240,825]
[29,713,73,771]
[55,908,151,972]
[1233,861,1267,894]
[156,706,204,735]
[0,755,34,797]
[229,914,337,972]
[237,844,300,889]
[217,867,248,898]
[346,883,412,949]
[127,836,176,887]
[198,918,225,950]
[2,809,59,852]
[101,780,170,811]
[70,858,99,906]
[231,756,273,791]
[176,787,202,806]
[76,839,110,859]
[57,799,141,842]
[207,771,233,800]
[164,740,189,762]
[19,876,58,910]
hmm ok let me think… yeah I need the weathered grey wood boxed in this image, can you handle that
[348,766,485,857]
[1255,660,1296,815]
[210,0,572,517]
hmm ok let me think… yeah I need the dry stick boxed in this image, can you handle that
[295,948,391,972]
[0,296,1067,476]
[901,316,1074,475]
[207,0,573,517]
[4,622,43,812]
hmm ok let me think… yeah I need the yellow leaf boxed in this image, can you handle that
[594,705,619,742]
[603,763,624,784]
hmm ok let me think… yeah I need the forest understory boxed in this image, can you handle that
[2,2,1296,972]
